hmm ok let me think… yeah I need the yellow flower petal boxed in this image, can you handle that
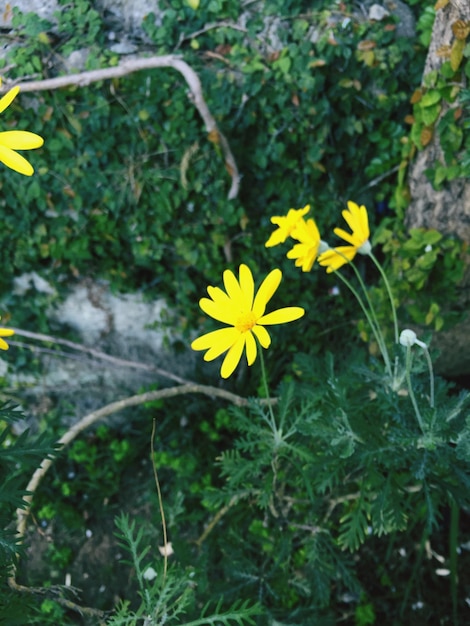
[221,334,246,378]
[0,86,19,114]
[251,324,271,348]
[332,227,357,246]
[287,242,318,272]
[199,296,238,326]
[265,206,310,247]
[291,217,320,244]
[245,331,257,366]
[265,228,289,248]
[258,307,305,325]
[0,337,10,350]
[252,268,282,318]
[0,130,44,149]
[0,144,34,176]
[0,325,13,351]
[337,201,370,247]
[191,327,239,356]
[207,285,230,304]
[223,267,244,305]
[0,87,44,175]
[238,264,254,311]
[318,246,357,272]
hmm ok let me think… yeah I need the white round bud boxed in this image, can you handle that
[399,329,427,349]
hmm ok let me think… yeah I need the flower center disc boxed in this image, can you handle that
[236,311,257,333]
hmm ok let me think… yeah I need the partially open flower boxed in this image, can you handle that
[318,201,371,272]
[287,217,322,272]
[265,205,310,247]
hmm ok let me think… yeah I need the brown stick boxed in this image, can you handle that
[4,55,240,199]
[10,327,192,385]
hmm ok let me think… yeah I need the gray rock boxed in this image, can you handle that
[0,0,59,28]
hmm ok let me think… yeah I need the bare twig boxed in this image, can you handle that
[195,494,241,548]
[4,55,240,199]
[10,327,191,385]
[359,164,400,192]
[176,21,247,49]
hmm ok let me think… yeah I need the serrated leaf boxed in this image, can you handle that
[339,500,371,551]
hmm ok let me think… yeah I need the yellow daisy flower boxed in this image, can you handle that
[0,86,44,176]
[265,205,310,247]
[318,201,371,273]
[191,264,305,378]
[287,217,322,272]
[0,325,14,350]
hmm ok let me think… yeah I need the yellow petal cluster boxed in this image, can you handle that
[0,86,44,176]
[191,264,304,378]
[265,205,310,247]
[318,201,371,273]
[287,217,322,272]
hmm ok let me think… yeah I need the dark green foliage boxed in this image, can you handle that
[107,513,263,625]
[199,353,470,622]
[0,404,56,582]
[0,0,454,383]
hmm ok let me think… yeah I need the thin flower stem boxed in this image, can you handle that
[450,499,459,626]
[151,417,168,581]
[348,260,390,361]
[404,345,425,434]
[369,250,399,345]
[422,345,435,409]
[334,270,392,378]
[258,348,276,427]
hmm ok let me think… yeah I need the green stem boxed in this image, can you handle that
[404,345,425,434]
[258,348,276,427]
[422,345,435,409]
[400,530,427,619]
[450,499,459,626]
[369,250,399,345]
[151,417,168,581]
[349,257,394,370]
[334,270,392,378]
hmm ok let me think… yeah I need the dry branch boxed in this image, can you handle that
[4,55,240,199]
[10,326,191,385]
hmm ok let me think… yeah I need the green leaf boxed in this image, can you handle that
[421,103,440,125]
[420,90,441,107]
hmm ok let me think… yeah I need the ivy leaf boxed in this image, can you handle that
[450,39,465,72]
